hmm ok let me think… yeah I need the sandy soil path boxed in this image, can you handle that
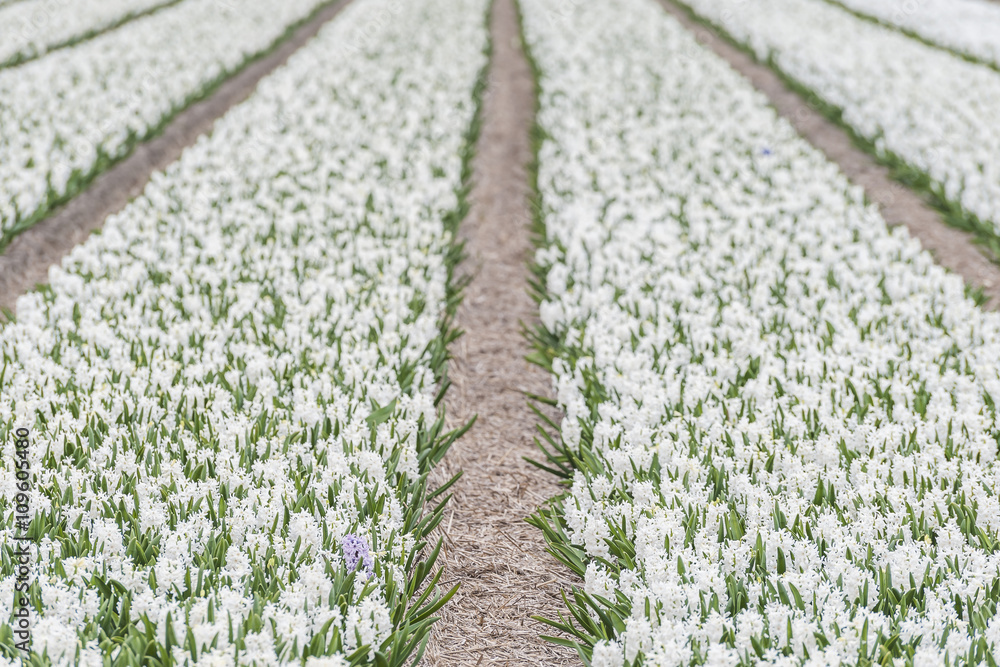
[422,0,579,664]
[658,0,1000,309]
[0,0,352,315]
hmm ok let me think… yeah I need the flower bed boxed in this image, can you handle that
[0,0,336,248]
[0,0,488,662]
[674,0,1000,252]
[0,0,179,69]
[521,0,1000,665]
[828,0,1000,69]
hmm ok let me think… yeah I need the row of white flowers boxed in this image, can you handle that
[0,0,175,68]
[675,0,1000,241]
[0,0,487,662]
[0,0,333,246]
[829,0,1000,68]
[522,0,1000,665]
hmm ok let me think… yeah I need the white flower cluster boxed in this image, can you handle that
[0,0,331,244]
[522,0,1000,665]
[678,0,1000,240]
[0,0,175,67]
[831,0,1000,68]
[0,0,486,662]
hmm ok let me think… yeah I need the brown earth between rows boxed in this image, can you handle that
[0,0,353,315]
[3,0,999,664]
[422,0,579,664]
[424,3,1000,661]
[0,0,580,662]
[656,0,1000,310]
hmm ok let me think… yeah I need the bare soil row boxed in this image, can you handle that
[656,0,1000,309]
[0,0,353,315]
[1,1,998,665]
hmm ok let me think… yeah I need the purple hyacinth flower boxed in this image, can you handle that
[342,533,374,579]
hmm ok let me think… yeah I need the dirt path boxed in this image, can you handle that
[422,0,579,664]
[0,0,352,315]
[657,0,1000,310]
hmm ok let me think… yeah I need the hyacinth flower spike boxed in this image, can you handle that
[342,533,375,580]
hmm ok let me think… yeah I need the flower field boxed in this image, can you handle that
[0,0,336,248]
[0,0,487,662]
[3,0,1000,664]
[0,0,178,69]
[828,0,1000,68]
[675,0,1000,253]
[521,0,1000,665]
